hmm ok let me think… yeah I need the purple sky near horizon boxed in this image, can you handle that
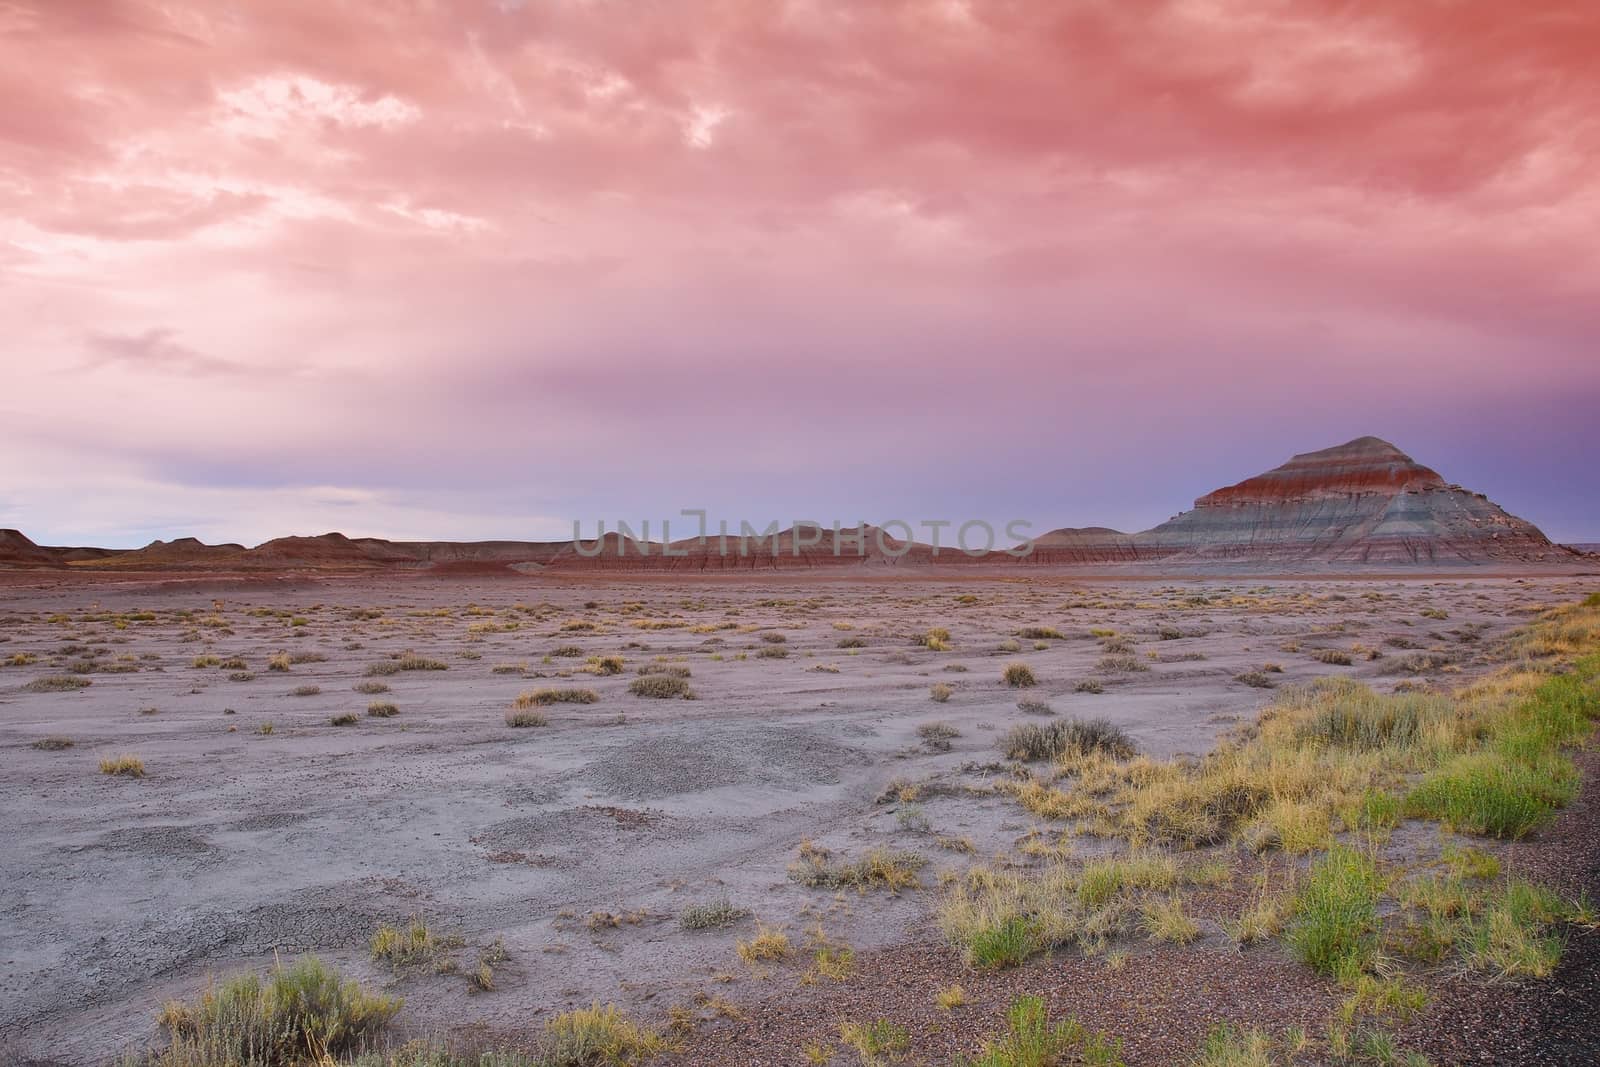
[4,1,1598,549]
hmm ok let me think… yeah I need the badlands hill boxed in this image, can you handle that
[1028,436,1573,567]
[2,437,1591,574]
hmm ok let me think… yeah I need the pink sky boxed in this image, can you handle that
[4,0,1598,547]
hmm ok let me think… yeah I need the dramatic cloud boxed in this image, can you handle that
[2,0,1597,546]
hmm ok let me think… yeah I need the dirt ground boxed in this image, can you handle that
[0,573,1590,1064]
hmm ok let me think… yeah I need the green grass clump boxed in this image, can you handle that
[1195,1024,1275,1067]
[154,956,399,1062]
[1287,845,1384,977]
[1458,878,1568,979]
[962,995,1121,1067]
[968,916,1038,969]
[1403,665,1595,837]
[1405,754,1572,838]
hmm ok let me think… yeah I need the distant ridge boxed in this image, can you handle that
[3,438,1592,574]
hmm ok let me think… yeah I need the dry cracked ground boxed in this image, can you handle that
[1,573,1597,1065]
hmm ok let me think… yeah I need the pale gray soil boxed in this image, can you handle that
[0,574,1586,1063]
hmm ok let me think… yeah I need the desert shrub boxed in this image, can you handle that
[997,638,1022,653]
[397,654,447,671]
[364,661,401,677]
[550,645,585,657]
[23,675,91,692]
[679,899,748,931]
[1397,651,1452,673]
[505,709,549,728]
[930,683,953,703]
[32,736,73,750]
[1002,662,1036,688]
[354,681,390,694]
[154,956,399,1062]
[516,688,598,707]
[629,675,690,699]
[1234,671,1274,689]
[1017,699,1053,715]
[919,721,960,751]
[755,645,788,659]
[837,636,867,649]
[330,713,358,726]
[1017,626,1064,640]
[1097,654,1148,673]
[1002,718,1136,762]
[1073,679,1104,694]
[760,632,787,644]
[1312,648,1354,666]
[291,685,321,697]
[371,919,458,970]
[192,655,221,669]
[366,702,399,718]
[99,755,145,777]
[788,846,926,893]
[637,663,691,678]
[586,655,625,675]
[540,1003,667,1066]
[267,653,292,672]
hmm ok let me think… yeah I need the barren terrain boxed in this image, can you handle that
[1,573,1595,1064]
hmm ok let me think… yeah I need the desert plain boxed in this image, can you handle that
[3,571,1598,1065]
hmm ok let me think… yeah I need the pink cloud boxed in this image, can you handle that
[1,0,1597,545]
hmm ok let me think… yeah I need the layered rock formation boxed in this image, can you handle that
[2,437,1589,573]
[1028,437,1570,566]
